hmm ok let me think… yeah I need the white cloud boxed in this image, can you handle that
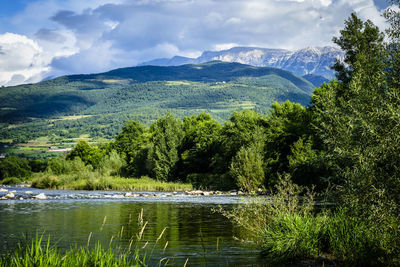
[0,33,50,86]
[1,0,392,85]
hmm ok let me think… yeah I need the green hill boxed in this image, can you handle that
[0,61,315,147]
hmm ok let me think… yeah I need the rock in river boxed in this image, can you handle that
[4,192,14,199]
[33,193,47,199]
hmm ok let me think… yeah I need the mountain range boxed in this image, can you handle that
[141,46,343,80]
[0,61,316,143]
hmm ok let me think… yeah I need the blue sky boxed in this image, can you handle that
[0,0,394,86]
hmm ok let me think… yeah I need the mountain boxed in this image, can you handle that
[141,46,344,80]
[302,74,330,88]
[0,61,315,143]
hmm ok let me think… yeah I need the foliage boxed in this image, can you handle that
[0,177,22,185]
[263,101,314,186]
[66,140,105,169]
[179,113,221,178]
[146,113,184,181]
[220,175,400,265]
[214,110,267,184]
[114,120,149,176]
[230,144,265,192]
[98,150,126,176]
[313,12,400,222]
[287,137,330,187]
[0,156,31,180]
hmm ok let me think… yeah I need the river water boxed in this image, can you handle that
[0,185,268,266]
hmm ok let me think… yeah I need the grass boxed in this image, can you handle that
[0,210,173,267]
[32,173,193,191]
[48,115,93,122]
[218,174,400,265]
[0,236,138,267]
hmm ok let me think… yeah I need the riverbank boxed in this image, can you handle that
[31,173,193,191]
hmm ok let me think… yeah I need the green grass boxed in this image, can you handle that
[0,210,171,267]
[219,174,400,265]
[0,236,139,267]
[32,173,192,191]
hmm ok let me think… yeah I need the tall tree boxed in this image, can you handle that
[114,120,149,176]
[146,113,184,181]
[179,112,221,178]
[313,12,400,220]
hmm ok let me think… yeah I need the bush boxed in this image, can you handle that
[32,174,60,189]
[219,175,400,264]
[0,156,31,180]
[218,174,315,249]
[230,145,265,192]
[0,177,22,185]
[260,212,327,262]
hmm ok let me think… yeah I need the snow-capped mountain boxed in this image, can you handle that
[141,46,344,79]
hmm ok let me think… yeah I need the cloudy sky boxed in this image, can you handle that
[0,0,393,86]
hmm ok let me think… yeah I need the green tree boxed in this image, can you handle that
[146,113,184,181]
[384,1,400,89]
[332,13,386,90]
[230,144,265,192]
[66,140,105,169]
[216,110,268,173]
[114,120,149,176]
[180,112,221,178]
[313,12,400,221]
[0,156,31,179]
[263,101,312,186]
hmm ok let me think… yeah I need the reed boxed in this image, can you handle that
[32,173,192,191]
[0,209,174,267]
[219,174,400,265]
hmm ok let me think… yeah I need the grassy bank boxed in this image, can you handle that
[219,175,400,266]
[32,173,192,191]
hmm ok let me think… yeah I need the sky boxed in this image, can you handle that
[0,0,394,86]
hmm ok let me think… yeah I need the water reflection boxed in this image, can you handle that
[0,200,265,266]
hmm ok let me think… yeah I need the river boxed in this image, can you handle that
[0,185,267,266]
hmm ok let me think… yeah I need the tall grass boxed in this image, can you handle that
[0,210,171,267]
[32,174,192,191]
[0,236,136,267]
[219,174,400,265]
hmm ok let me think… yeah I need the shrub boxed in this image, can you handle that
[260,212,327,262]
[0,177,22,185]
[230,145,264,192]
[32,174,60,189]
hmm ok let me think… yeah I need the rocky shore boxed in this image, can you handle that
[0,185,256,201]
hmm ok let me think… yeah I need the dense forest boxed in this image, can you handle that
[1,3,400,264]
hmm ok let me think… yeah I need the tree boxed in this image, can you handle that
[384,1,400,89]
[0,156,31,179]
[230,144,265,192]
[180,112,221,178]
[66,140,105,169]
[216,110,268,174]
[114,120,149,176]
[312,12,400,220]
[146,113,184,181]
[263,101,312,186]
[332,13,386,90]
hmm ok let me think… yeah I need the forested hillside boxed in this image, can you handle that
[0,61,314,145]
